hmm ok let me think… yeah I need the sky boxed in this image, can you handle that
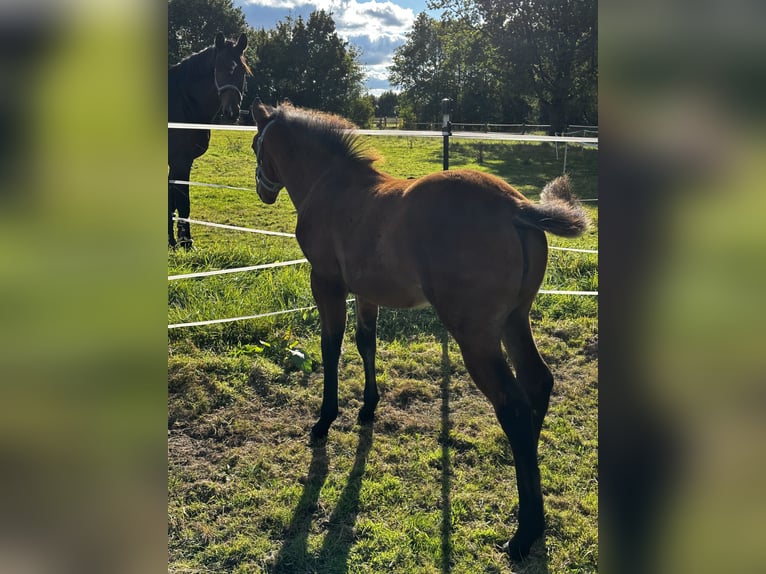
[234,0,439,95]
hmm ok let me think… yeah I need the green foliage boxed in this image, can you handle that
[396,103,417,130]
[393,1,597,130]
[229,332,317,374]
[168,0,248,65]
[479,0,599,132]
[347,95,376,128]
[246,11,366,114]
[375,90,399,118]
[389,13,448,123]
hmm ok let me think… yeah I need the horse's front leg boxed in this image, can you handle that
[169,159,194,249]
[355,297,379,423]
[310,272,348,441]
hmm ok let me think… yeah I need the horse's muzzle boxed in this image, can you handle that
[220,105,240,124]
[255,164,283,204]
[256,184,280,204]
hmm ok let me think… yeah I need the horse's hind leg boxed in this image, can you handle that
[503,308,554,445]
[453,331,545,561]
[355,297,379,423]
[310,272,348,441]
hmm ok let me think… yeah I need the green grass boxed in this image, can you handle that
[169,130,598,573]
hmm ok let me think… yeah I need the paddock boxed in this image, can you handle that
[167,123,598,573]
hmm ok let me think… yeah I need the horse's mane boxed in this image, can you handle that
[272,103,378,166]
[169,46,215,79]
[169,40,252,79]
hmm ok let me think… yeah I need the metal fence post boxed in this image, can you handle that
[441,98,452,171]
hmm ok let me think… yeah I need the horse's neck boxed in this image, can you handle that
[169,53,218,122]
[285,153,376,212]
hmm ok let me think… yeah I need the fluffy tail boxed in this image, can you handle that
[515,175,590,238]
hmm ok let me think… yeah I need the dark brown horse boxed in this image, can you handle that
[168,32,251,248]
[249,101,589,561]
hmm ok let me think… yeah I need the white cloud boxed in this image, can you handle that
[337,1,414,41]
[241,0,414,42]
[239,0,415,91]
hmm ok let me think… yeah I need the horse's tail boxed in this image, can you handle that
[514,175,590,238]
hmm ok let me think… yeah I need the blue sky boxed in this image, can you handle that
[233,0,440,95]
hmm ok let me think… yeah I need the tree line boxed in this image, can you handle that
[168,0,597,133]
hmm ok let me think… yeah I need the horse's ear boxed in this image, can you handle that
[251,99,273,123]
[214,32,225,49]
[235,33,248,52]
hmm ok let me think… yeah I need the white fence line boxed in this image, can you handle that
[168,305,320,329]
[172,178,598,202]
[169,179,256,193]
[174,217,296,237]
[171,216,596,255]
[168,259,308,281]
[168,287,598,330]
[168,122,598,144]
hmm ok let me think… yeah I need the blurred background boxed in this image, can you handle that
[0,0,764,572]
[600,0,766,572]
[0,1,166,573]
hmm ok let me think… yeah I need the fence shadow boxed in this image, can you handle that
[439,329,453,574]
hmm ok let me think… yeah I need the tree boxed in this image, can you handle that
[347,95,376,128]
[389,12,520,125]
[394,0,597,129]
[168,0,249,65]
[248,11,366,116]
[376,91,399,118]
[470,0,597,133]
[389,13,448,123]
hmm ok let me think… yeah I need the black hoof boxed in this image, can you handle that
[357,406,376,424]
[310,420,331,443]
[501,530,542,563]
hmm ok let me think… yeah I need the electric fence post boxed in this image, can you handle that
[441,98,452,171]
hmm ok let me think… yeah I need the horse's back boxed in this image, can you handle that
[330,170,548,316]
[396,171,549,329]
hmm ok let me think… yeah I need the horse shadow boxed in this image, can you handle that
[269,424,373,573]
[268,440,331,573]
[269,329,550,573]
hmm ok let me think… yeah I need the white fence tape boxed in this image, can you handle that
[168,305,319,329]
[169,179,256,193]
[168,122,257,132]
[173,216,596,255]
[168,259,308,281]
[549,246,598,254]
[173,178,598,202]
[539,289,598,296]
[173,217,296,237]
[168,122,598,144]
[168,288,598,329]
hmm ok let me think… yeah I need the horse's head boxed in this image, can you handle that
[213,32,250,123]
[251,100,284,204]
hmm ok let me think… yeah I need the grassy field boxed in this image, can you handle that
[168,130,598,573]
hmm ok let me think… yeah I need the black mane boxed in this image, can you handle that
[169,46,215,79]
